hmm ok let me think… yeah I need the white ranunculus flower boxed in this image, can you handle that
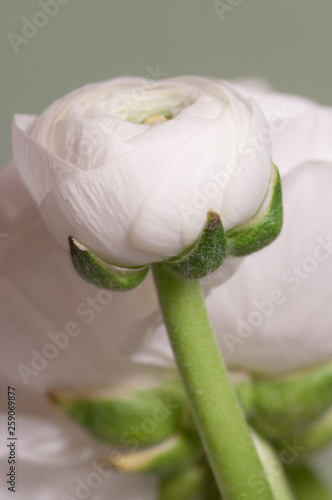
[2,81,332,498]
[12,76,273,267]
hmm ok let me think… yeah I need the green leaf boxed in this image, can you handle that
[163,209,227,280]
[68,236,149,291]
[249,362,332,440]
[48,379,186,448]
[158,466,207,500]
[226,164,283,256]
[103,432,202,475]
[282,407,332,454]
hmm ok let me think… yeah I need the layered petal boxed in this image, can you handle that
[12,114,81,204]
[49,115,134,170]
[39,144,179,265]
[233,82,332,174]
[220,99,272,230]
[129,111,230,255]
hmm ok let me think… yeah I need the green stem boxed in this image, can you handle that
[152,263,276,500]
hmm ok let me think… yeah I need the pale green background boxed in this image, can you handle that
[1,0,332,167]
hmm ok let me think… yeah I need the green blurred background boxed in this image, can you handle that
[1,0,332,167]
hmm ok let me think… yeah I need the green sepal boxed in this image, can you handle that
[163,209,227,280]
[48,379,186,448]
[103,432,202,475]
[226,164,283,256]
[249,362,332,441]
[282,407,332,454]
[158,465,207,500]
[68,236,149,291]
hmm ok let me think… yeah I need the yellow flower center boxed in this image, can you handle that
[142,113,169,125]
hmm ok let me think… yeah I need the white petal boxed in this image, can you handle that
[122,311,176,370]
[207,160,332,374]
[271,107,332,173]
[12,114,81,204]
[200,255,243,290]
[231,83,332,174]
[221,100,272,230]
[85,111,146,141]
[30,77,149,143]
[129,113,234,256]
[0,415,156,500]
[0,161,37,234]
[0,166,163,500]
[232,77,274,93]
[39,144,179,266]
[0,414,104,467]
[49,116,134,170]
[0,165,163,409]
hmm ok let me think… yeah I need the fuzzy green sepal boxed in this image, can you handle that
[69,236,149,291]
[249,362,332,440]
[163,210,227,280]
[226,164,282,256]
[279,407,332,454]
[48,380,186,448]
[158,465,208,500]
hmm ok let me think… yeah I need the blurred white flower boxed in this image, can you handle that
[12,76,273,267]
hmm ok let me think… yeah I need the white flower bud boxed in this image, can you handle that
[12,76,273,267]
